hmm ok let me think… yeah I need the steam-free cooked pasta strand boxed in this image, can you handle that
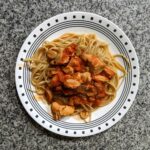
[25,33,129,122]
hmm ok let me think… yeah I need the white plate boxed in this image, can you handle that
[15,12,139,137]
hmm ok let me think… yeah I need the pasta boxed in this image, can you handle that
[25,33,129,122]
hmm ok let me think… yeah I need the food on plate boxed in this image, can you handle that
[25,33,129,122]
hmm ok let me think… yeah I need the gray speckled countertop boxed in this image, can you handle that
[1,0,150,149]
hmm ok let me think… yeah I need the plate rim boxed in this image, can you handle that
[15,11,140,137]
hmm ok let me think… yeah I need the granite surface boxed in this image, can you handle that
[1,0,150,149]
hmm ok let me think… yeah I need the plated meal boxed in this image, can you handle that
[15,12,139,137]
[25,33,128,122]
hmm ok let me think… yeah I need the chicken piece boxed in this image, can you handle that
[67,56,85,72]
[72,72,91,84]
[64,79,81,89]
[81,53,105,67]
[45,88,53,103]
[63,66,74,74]
[47,67,62,77]
[49,68,65,87]
[64,43,77,56]
[56,70,65,82]
[80,72,91,82]
[72,72,82,83]
[58,53,70,65]
[80,111,89,119]
[50,55,69,65]
[93,75,109,82]
[47,50,58,59]
[50,75,61,87]
[103,66,115,79]
[51,102,75,120]
[81,53,105,74]
[51,44,77,65]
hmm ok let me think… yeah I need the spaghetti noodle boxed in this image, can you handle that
[25,33,129,122]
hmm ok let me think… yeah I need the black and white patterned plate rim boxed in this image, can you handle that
[15,12,139,137]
